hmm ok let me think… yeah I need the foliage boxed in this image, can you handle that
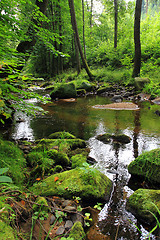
[0,139,27,185]
[0,168,12,183]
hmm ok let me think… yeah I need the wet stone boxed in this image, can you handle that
[62,200,73,208]
[65,220,73,230]
[56,226,65,235]
[50,215,56,225]
[64,206,76,212]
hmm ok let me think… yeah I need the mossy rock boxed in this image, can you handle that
[48,131,76,139]
[31,168,113,202]
[128,149,160,184]
[0,220,16,240]
[134,77,150,91]
[27,151,50,167]
[0,139,26,185]
[75,80,95,92]
[77,89,86,96]
[112,134,131,144]
[35,138,86,152]
[97,86,113,94]
[68,147,90,159]
[50,82,77,99]
[69,221,85,240]
[47,149,70,166]
[96,133,131,144]
[71,154,87,168]
[126,188,160,224]
[96,134,112,143]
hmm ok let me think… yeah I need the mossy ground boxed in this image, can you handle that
[0,139,26,186]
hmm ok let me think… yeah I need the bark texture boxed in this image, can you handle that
[132,0,142,77]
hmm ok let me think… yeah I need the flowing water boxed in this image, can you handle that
[7,96,160,239]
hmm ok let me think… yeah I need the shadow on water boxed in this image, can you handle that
[5,96,160,239]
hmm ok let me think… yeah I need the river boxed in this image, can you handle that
[9,95,160,239]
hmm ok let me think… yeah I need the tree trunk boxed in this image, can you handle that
[132,0,142,78]
[90,0,93,28]
[74,35,81,74]
[17,0,49,53]
[114,0,118,49]
[146,0,148,14]
[68,0,93,80]
[82,0,86,58]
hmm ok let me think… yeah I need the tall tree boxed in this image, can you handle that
[82,0,86,58]
[132,0,142,77]
[114,0,118,48]
[68,0,93,80]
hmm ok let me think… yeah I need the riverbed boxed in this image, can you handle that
[8,96,160,239]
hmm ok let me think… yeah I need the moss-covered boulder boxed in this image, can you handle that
[134,77,150,91]
[0,139,26,185]
[69,222,85,240]
[48,131,76,139]
[96,134,112,143]
[35,138,86,152]
[128,149,160,184]
[47,149,70,166]
[31,168,112,202]
[126,188,160,224]
[96,133,131,144]
[0,221,16,240]
[75,80,95,92]
[71,154,87,168]
[50,82,77,99]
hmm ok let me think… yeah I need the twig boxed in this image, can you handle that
[115,221,120,240]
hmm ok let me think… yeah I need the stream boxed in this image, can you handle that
[5,95,160,239]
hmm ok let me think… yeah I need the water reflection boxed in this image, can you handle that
[9,96,160,239]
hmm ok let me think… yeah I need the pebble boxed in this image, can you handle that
[50,215,56,225]
[65,220,73,230]
[56,226,65,235]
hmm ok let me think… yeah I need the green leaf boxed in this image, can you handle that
[0,176,12,183]
[0,168,9,175]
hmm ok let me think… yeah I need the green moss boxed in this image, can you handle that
[35,138,86,152]
[127,189,160,224]
[33,196,50,212]
[73,79,95,92]
[97,133,131,144]
[31,168,113,202]
[71,154,87,169]
[47,149,70,166]
[50,165,63,174]
[69,221,85,240]
[50,82,77,99]
[0,220,16,240]
[0,139,26,185]
[128,149,160,184]
[96,134,112,143]
[48,131,76,139]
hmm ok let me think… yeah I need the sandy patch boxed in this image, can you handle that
[93,102,139,110]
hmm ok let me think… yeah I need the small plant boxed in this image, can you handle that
[94,202,103,211]
[84,212,92,227]
[0,168,12,183]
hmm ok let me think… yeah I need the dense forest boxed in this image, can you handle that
[1,0,160,239]
[1,0,160,122]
